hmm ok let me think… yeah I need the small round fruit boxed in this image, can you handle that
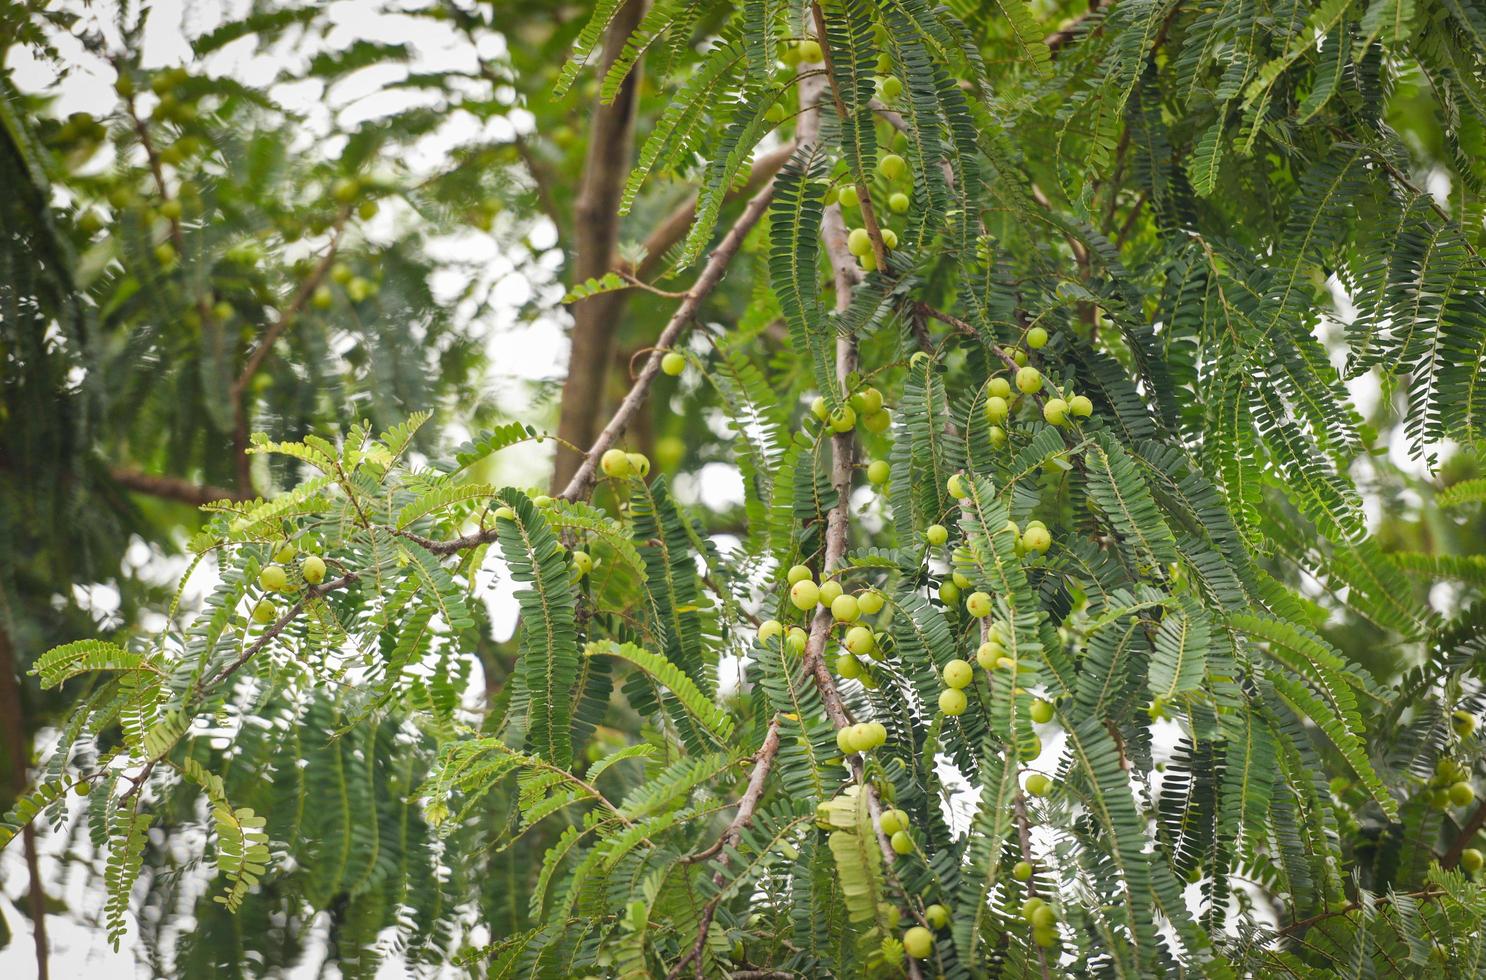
[938,581,960,606]
[1462,848,1484,873]
[952,572,971,590]
[661,351,685,376]
[851,386,884,415]
[829,405,857,432]
[1014,349,1028,366]
[73,780,91,797]
[1029,698,1054,724]
[985,395,1009,423]
[867,460,891,484]
[966,592,992,618]
[154,242,176,265]
[1021,897,1045,920]
[847,724,873,753]
[758,620,783,643]
[786,627,808,652]
[1023,526,1052,554]
[1025,773,1052,797]
[878,153,907,180]
[889,191,910,213]
[923,903,950,930]
[878,75,903,101]
[1450,781,1476,807]
[332,176,360,203]
[838,185,859,208]
[857,590,885,615]
[926,524,949,547]
[863,409,891,433]
[880,228,898,250]
[881,905,901,929]
[939,687,968,716]
[988,425,1007,448]
[988,377,1012,399]
[943,659,973,689]
[160,198,183,221]
[891,831,915,855]
[790,580,820,610]
[1453,710,1478,737]
[797,39,822,62]
[1043,398,1069,426]
[903,925,933,958]
[819,580,844,606]
[836,653,863,678]
[865,721,887,748]
[1030,905,1056,929]
[1019,735,1042,760]
[251,599,277,624]
[627,452,650,477]
[846,625,875,655]
[312,284,334,309]
[1032,925,1059,948]
[880,809,909,835]
[258,564,288,592]
[358,199,378,220]
[1012,860,1033,881]
[600,448,633,478]
[1026,326,1049,349]
[837,727,857,755]
[811,396,829,421]
[832,594,861,622]
[948,474,967,499]
[274,543,297,564]
[494,506,515,521]
[572,550,593,577]
[787,564,814,585]
[976,642,1002,669]
[847,227,872,257]
[302,555,327,586]
[1015,366,1043,394]
[1069,394,1093,417]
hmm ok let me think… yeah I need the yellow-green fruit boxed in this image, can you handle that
[787,627,808,652]
[797,39,822,62]
[600,448,632,478]
[925,903,950,929]
[252,599,277,624]
[943,659,973,689]
[860,251,877,272]
[1043,398,1069,426]
[837,654,862,679]
[312,285,333,309]
[1450,781,1476,807]
[790,580,820,610]
[863,722,887,748]
[952,572,971,590]
[976,642,1003,669]
[966,591,992,618]
[1015,366,1043,394]
[832,594,861,622]
[571,550,592,577]
[903,926,933,959]
[160,198,183,220]
[880,809,909,835]
[948,474,967,499]
[985,395,1009,423]
[1033,926,1059,948]
[878,75,903,101]
[660,351,685,376]
[1025,773,1052,797]
[838,185,859,208]
[1014,349,1028,366]
[851,386,884,415]
[938,581,960,606]
[73,780,91,797]
[1013,860,1033,881]
[302,555,327,585]
[757,620,783,643]
[880,228,898,250]
[765,102,787,124]
[988,377,1012,399]
[857,590,885,615]
[1453,710,1478,737]
[891,830,915,855]
[811,396,829,421]
[847,227,872,256]
[867,459,891,485]
[819,580,844,606]
[1021,897,1045,919]
[259,564,288,592]
[889,191,910,213]
[1024,526,1052,554]
[997,657,1018,672]
[787,564,814,585]
[333,177,360,203]
[1019,735,1042,760]
[1026,326,1049,349]
[1030,905,1056,930]
[988,425,1007,448]
[878,153,907,180]
[1070,394,1094,417]
[274,543,297,564]
[863,409,892,433]
[154,242,176,265]
[1462,848,1484,873]
[876,53,892,73]
[926,524,949,546]
[881,905,902,929]
[1030,698,1054,724]
[837,727,856,755]
[627,452,650,477]
[829,405,857,432]
[494,506,515,521]
[846,625,875,655]
[358,199,378,220]
[939,687,967,715]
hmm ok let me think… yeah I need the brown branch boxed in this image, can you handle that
[0,626,49,980]
[1013,792,1054,980]
[1044,0,1106,53]
[1276,887,1443,938]
[1442,799,1486,868]
[110,467,243,507]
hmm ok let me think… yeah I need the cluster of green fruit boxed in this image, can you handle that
[598,448,653,480]
[1018,895,1062,950]
[1425,756,1476,810]
[313,262,380,308]
[810,384,892,437]
[900,900,951,959]
[248,544,328,625]
[840,154,911,272]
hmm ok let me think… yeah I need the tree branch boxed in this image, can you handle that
[110,467,243,506]
[0,626,49,980]
[1044,0,1106,53]
[1442,799,1486,868]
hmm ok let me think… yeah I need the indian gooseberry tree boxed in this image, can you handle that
[11,0,1486,975]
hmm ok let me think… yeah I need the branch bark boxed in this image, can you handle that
[0,627,49,980]
[110,467,243,506]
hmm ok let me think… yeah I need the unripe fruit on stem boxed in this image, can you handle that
[867,459,891,484]
[1043,398,1069,426]
[1021,897,1045,919]
[494,506,515,521]
[926,524,948,546]
[903,926,933,958]
[836,653,862,679]
[938,581,960,606]
[160,198,183,220]
[660,352,685,376]
[838,185,859,208]
[757,620,783,643]
[878,153,907,180]
[1026,325,1049,349]
[988,377,1012,399]
[1015,366,1043,394]
[857,590,885,615]
[790,580,820,610]
[880,228,898,250]
[1069,394,1094,417]
[1020,735,1042,760]
[891,831,915,855]
[312,285,334,309]
[274,543,297,564]
[1025,773,1052,797]
[627,452,650,477]
[939,688,967,715]
[847,227,872,256]
[925,904,950,929]
[819,580,844,606]
[880,809,909,835]
[952,572,971,590]
[976,642,1003,670]
[1453,710,1478,737]
[1023,526,1052,554]
[797,39,822,62]
[966,591,992,618]
[985,395,1009,423]
[851,386,884,415]
[846,625,875,655]
[302,555,327,585]
[600,448,632,478]
[1013,860,1033,882]
[831,594,861,622]
[259,565,288,592]
[811,396,829,421]
[881,905,901,929]
[947,474,967,499]
[862,409,891,433]
[1014,349,1028,366]
[252,599,277,624]
[1450,781,1476,807]
[889,191,910,213]
[571,550,592,578]
[829,405,857,432]
[988,425,1007,448]
[333,177,359,203]
[787,564,814,585]
[943,659,973,689]
[837,727,856,755]
[787,627,807,652]
[878,75,903,101]
[1462,848,1484,873]
[1030,698,1054,724]
[1030,905,1056,929]
[74,780,91,797]
[1033,926,1059,948]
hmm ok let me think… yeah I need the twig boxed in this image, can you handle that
[110,467,243,506]
[1276,887,1444,937]
[1013,792,1055,980]
[1044,0,1106,53]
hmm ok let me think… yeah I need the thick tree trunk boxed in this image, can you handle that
[0,628,49,980]
[551,0,648,492]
